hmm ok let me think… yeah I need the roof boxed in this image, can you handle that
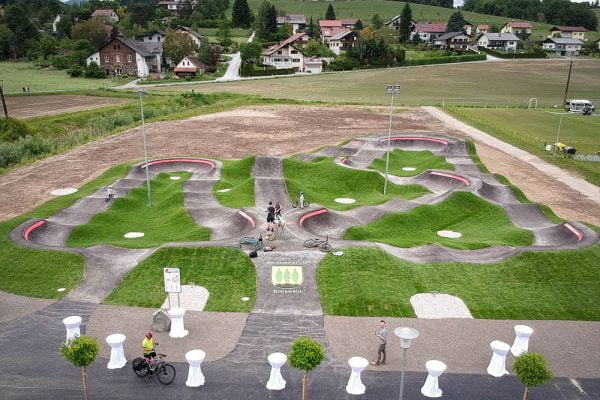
[320,27,350,38]
[413,23,447,33]
[277,14,306,24]
[175,26,202,39]
[505,22,532,29]
[477,24,489,29]
[543,37,583,45]
[319,20,342,28]
[262,32,309,55]
[478,33,520,42]
[118,37,156,57]
[340,18,359,25]
[549,26,588,33]
[136,30,166,38]
[92,9,115,17]
[329,30,356,40]
[386,15,401,24]
[435,31,468,41]
[175,56,205,72]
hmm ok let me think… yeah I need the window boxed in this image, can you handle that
[127,54,132,62]
[104,54,109,62]
[113,45,116,50]
[277,51,282,55]
[292,58,300,62]
[115,54,121,63]
[291,50,297,54]
[117,45,120,50]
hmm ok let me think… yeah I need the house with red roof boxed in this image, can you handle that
[91,9,119,23]
[476,24,489,34]
[340,19,360,30]
[411,23,447,44]
[174,56,206,77]
[262,33,313,72]
[327,30,357,55]
[501,22,532,38]
[548,26,588,41]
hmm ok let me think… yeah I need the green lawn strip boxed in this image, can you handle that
[369,149,454,177]
[214,157,255,208]
[0,163,130,298]
[343,192,533,250]
[317,245,600,321]
[68,172,209,249]
[283,157,429,211]
[467,141,490,173]
[104,247,256,312]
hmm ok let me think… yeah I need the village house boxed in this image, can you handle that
[463,21,473,36]
[542,37,583,56]
[137,30,166,43]
[91,9,119,23]
[174,26,202,47]
[476,24,489,34]
[276,14,306,34]
[262,33,321,73]
[174,55,206,77]
[411,23,447,44]
[548,26,588,41]
[433,32,470,50]
[500,21,532,38]
[86,36,163,77]
[340,18,360,30]
[158,0,179,11]
[477,32,519,51]
[326,30,357,55]
[319,20,350,42]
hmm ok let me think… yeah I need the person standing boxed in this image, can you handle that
[142,331,156,360]
[371,320,388,365]
[266,201,275,232]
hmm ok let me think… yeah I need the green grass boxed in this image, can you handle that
[317,245,600,320]
[467,141,489,173]
[446,108,600,187]
[0,62,131,95]
[156,59,600,107]
[67,172,210,249]
[369,149,454,176]
[0,163,130,298]
[104,246,256,311]
[344,192,533,250]
[283,157,429,210]
[214,157,255,209]
[197,27,251,38]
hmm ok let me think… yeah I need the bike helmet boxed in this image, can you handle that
[145,331,153,339]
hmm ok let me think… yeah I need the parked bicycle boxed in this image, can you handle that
[105,187,115,202]
[238,234,263,251]
[304,235,332,252]
[132,348,176,385]
[291,192,310,208]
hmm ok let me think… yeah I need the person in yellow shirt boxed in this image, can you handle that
[142,331,156,361]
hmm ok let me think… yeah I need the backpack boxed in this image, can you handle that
[132,357,145,371]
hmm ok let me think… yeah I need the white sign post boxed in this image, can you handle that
[164,267,181,309]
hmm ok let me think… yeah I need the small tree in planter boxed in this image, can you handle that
[60,336,100,400]
[288,337,325,400]
[513,353,553,400]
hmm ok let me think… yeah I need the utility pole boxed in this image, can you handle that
[0,81,8,118]
[563,60,573,107]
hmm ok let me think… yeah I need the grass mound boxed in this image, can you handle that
[214,157,255,208]
[283,157,429,211]
[317,245,600,320]
[67,172,210,249]
[344,192,533,250]
[104,247,255,311]
[369,149,454,177]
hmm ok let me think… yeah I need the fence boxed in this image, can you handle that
[574,154,600,163]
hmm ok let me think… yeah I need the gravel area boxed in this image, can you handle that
[324,316,600,378]
[410,293,473,319]
[85,304,247,362]
[160,285,209,312]
[0,291,55,322]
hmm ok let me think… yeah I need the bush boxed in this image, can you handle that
[513,353,553,400]
[402,53,486,66]
[0,141,21,168]
[84,62,105,79]
[50,55,72,69]
[0,117,33,142]
[240,67,295,77]
[327,56,360,71]
[68,65,83,77]
[478,47,547,59]
[0,135,55,168]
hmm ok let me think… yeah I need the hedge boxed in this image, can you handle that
[240,67,295,77]
[478,47,547,59]
[401,53,486,66]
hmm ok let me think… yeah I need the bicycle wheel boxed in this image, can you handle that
[134,362,150,377]
[320,243,332,253]
[304,239,317,248]
[157,364,176,385]
[291,201,298,208]
[251,240,262,251]
[239,237,249,245]
[303,201,310,207]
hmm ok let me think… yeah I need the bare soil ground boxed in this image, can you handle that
[5,95,130,119]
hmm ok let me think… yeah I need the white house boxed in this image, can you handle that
[433,32,470,50]
[262,33,323,73]
[174,56,205,77]
[542,38,583,56]
[159,0,178,10]
[326,30,357,55]
[548,26,588,41]
[138,30,166,43]
[276,14,306,34]
[477,32,519,51]
[411,23,447,44]
[91,9,119,23]
[501,21,532,37]
[174,26,202,47]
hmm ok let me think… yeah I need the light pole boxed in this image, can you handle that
[384,84,400,195]
[394,326,419,400]
[138,90,152,207]
[545,111,569,158]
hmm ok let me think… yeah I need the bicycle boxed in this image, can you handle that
[304,235,332,252]
[238,234,263,251]
[132,350,176,385]
[291,193,310,208]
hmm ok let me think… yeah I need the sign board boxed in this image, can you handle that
[163,267,181,293]
[271,266,303,288]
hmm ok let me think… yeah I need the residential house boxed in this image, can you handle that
[159,0,179,10]
[319,20,350,42]
[477,32,519,51]
[433,32,470,50]
[174,26,202,47]
[596,39,600,50]
[137,30,166,43]
[174,56,206,77]
[276,14,306,34]
[463,21,473,36]
[476,24,489,34]
[340,19,360,30]
[91,9,119,23]
[86,36,163,77]
[411,23,447,44]
[548,26,588,41]
[385,16,417,33]
[262,34,317,72]
[305,57,324,74]
[542,37,583,56]
[500,22,532,38]
[326,30,357,55]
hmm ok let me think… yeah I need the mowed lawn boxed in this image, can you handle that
[0,62,129,94]
[369,149,454,177]
[157,59,600,106]
[317,245,600,320]
[447,108,600,186]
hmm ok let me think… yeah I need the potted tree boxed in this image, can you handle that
[60,336,100,400]
[288,337,325,400]
[513,352,553,400]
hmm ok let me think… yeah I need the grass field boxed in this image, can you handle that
[317,244,600,320]
[344,192,533,249]
[0,62,130,95]
[0,164,130,298]
[446,108,600,186]
[214,157,255,208]
[157,59,600,107]
[67,172,210,249]
[369,149,454,177]
[284,157,429,210]
[104,247,256,311]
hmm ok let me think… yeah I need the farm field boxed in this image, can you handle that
[157,59,600,107]
[446,107,600,186]
[0,62,130,95]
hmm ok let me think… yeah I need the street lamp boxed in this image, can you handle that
[545,111,569,158]
[394,326,419,400]
[384,84,401,195]
[138,90,152,207]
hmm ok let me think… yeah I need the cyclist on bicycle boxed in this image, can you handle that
[142,331,157,365]
[298,192,305,209]
[106,186,114,201]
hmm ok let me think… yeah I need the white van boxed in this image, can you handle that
[564,99,595,113]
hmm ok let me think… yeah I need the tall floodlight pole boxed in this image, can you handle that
[138,90,152,207]
[384,84,401,195]
[394,327,419,400]
[545,111,569,158]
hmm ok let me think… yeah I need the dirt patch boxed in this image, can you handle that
[5,95,130,119]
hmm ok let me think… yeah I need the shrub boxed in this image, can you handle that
[327,56,360,71]
[60,336,100,400]
[84,62,105,79]
[113,112,134,127]
[513,353,553,400]
[0,141,21,168]
[68,65,83,77]
[289,337,325,400]
[0,117,33,142]
[50,54,72,69]
[19,135,55,158]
